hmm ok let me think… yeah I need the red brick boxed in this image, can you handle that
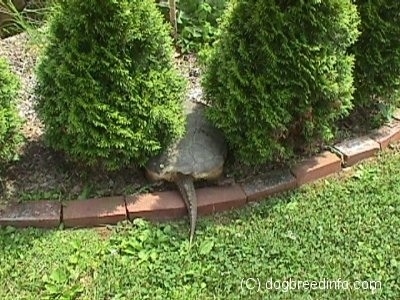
[126,185,246,221]
[0,201,61,228]
[196,185,247,215]
[369,124,400,149]
[242,169,297,202]
[126,190,186,221]
[63,196,127,227]
[334,136,380,167]
[389,123,400,144]
[291,151,342,186]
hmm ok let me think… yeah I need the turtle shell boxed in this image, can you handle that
[145,101,227,182]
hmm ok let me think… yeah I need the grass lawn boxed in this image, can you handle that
[1,150,399,299]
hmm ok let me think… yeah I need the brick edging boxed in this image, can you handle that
[1,117,400,229]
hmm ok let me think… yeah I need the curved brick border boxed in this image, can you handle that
[1,114,400,229]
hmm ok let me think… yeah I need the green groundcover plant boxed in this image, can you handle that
[203,0,360,165]
[177,0,228,53]
[352,0,400,126]
[0,57,23,164]
[36,0,186,170]
[155,0,228,54]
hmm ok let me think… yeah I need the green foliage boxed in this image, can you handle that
[0,57,23,165]
[0,0,52,40]
[352,0,400,126]
[156,0,228,53]
[203,0,360,165]
[36,0,187,170]
[1,150,400,299]
[176,0,228,53]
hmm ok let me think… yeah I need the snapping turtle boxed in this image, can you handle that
[145,101,227,242]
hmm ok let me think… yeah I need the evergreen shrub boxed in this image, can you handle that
[36,0,186,170]
[0,57,23,164]
[203,0,360,165]
[352,0,400,126]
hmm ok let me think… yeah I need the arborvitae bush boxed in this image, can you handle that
[352,0,400,126]
[203,0,360,165]
[0,57,23,164]
[36,0,186,170]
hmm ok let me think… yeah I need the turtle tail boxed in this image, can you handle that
[175,174,197,244]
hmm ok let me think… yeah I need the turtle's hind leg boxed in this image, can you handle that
[175,173,197,243]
